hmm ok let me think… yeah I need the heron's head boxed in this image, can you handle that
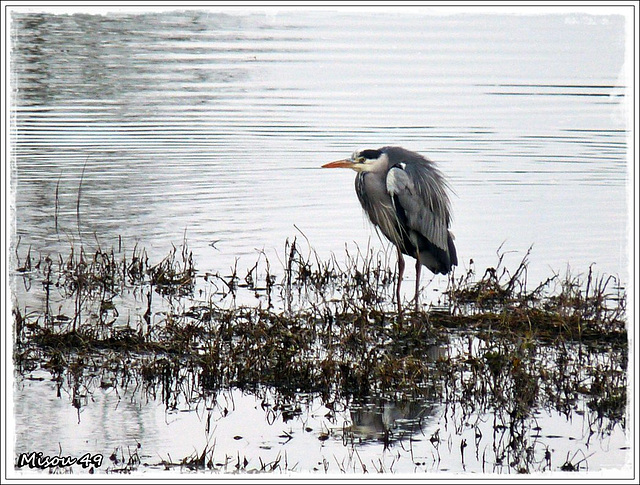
[322,148,389,173]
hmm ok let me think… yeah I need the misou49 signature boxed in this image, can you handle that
[16,451,103,470]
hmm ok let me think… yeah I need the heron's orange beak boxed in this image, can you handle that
[321,159,354,169]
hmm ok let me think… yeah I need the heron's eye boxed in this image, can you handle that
[356,157,366,163]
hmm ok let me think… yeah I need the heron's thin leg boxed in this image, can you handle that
[396,247,405,313]
[414,256,422,311]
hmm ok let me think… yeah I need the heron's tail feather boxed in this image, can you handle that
[416,230,457,275]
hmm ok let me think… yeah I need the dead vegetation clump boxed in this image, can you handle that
[445,245,626,344]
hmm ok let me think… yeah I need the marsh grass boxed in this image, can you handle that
[446,245,626,343]
[12,236,628,474]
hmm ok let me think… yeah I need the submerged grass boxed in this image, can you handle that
[12,236,628,474]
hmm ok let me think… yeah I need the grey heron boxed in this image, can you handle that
[322,146,457,310]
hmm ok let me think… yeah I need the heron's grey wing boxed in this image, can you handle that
[386,164,450,253]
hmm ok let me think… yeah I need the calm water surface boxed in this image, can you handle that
[9,7,630,476]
